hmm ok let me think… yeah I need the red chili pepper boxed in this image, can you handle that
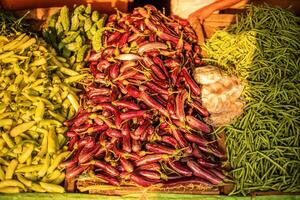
[145,143,176,154]
[137,170,161,180]
[132,139,141,153]
[197,158,221,169]
[140,91,169,117]
[77,136,93,148]
[197,145,225,159]
[136,163,161,171]
[87,87,111,98]
[130,73,147,81]
[116,80,128,94]
[175,90,188,122]
[181,67,201,96]
[120,110,150,121]
[94,160,120,177]
[122,133,132,153]
[170,125,189,148]
[152,57,169,78]
[189,101,209,117]
[113,100,140,110]
[144,18,158,31]
[145,82,168,95]
[125,85,140,98]
[72,123,92,133]
[96,60,110,71]
[85,124,109,134]
[118,69,138,80]
[66,165,86,179]
[120,158,134,173]
[162,136,178,148]
[120,61,138,73]
[170,67,181,85]
[66,131,77,138]
[113,144,141,160]
[167,159,192,176]
[192,144,202,159]
[187,160,222,185]
[128,33,140,42]
[156,30,179,44]
[130,173,160,187]
[92,103,121,129]
[106,128,123,138]
[118,32,131,47]
[95,172,120,186]
[135,154,168,167]
[60,147,81,169]
[73,112,89,127]
[186,115,211,133]
[109,63,120,80]
[91,96,110,104]
[184,132,208,146]
[78,145,100,164]
[210,169,225,180]
[107,32,121,43]
[167,94,176,116]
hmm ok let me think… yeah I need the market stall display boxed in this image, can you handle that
[0,2,299,198]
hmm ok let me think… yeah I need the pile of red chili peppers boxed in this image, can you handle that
[61,5,226,188]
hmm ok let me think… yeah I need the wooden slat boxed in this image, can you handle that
[77,178,219,196]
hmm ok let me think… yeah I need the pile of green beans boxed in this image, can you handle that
[43,5,107,65]
[205,5,300,195]
[0,33,88,193]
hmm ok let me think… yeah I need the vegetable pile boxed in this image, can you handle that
[205,5,300,195]
[0,29,88,192]
[43,5,107,65]
[62,5,226,188]
[1,2,298,195]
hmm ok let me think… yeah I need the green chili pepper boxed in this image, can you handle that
[48,151,70,174]
[48,110,66,122]
[60,6,70,32]
[91,11,100,22]
[15,165,43,173]
[2,132,15,148]
[51,172,65,185]
[34,101,45,121]
[70,14,80,31]
[29,183,46,192]
[10,121,36,137]
[67,93,80,112]
[16,173,32,187]
[5,159,18,179]
[18,143,34,164]
[92,29,103,51]
[47,127,57,155]
[61,31,80,44]
[38,154,50,177]
[0,166,5,181]
[76,44,89,62]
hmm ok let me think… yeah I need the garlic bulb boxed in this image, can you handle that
[194,65,245,126]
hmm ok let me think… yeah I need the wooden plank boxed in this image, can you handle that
[77,178,219,196]
[204,14,236,23]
